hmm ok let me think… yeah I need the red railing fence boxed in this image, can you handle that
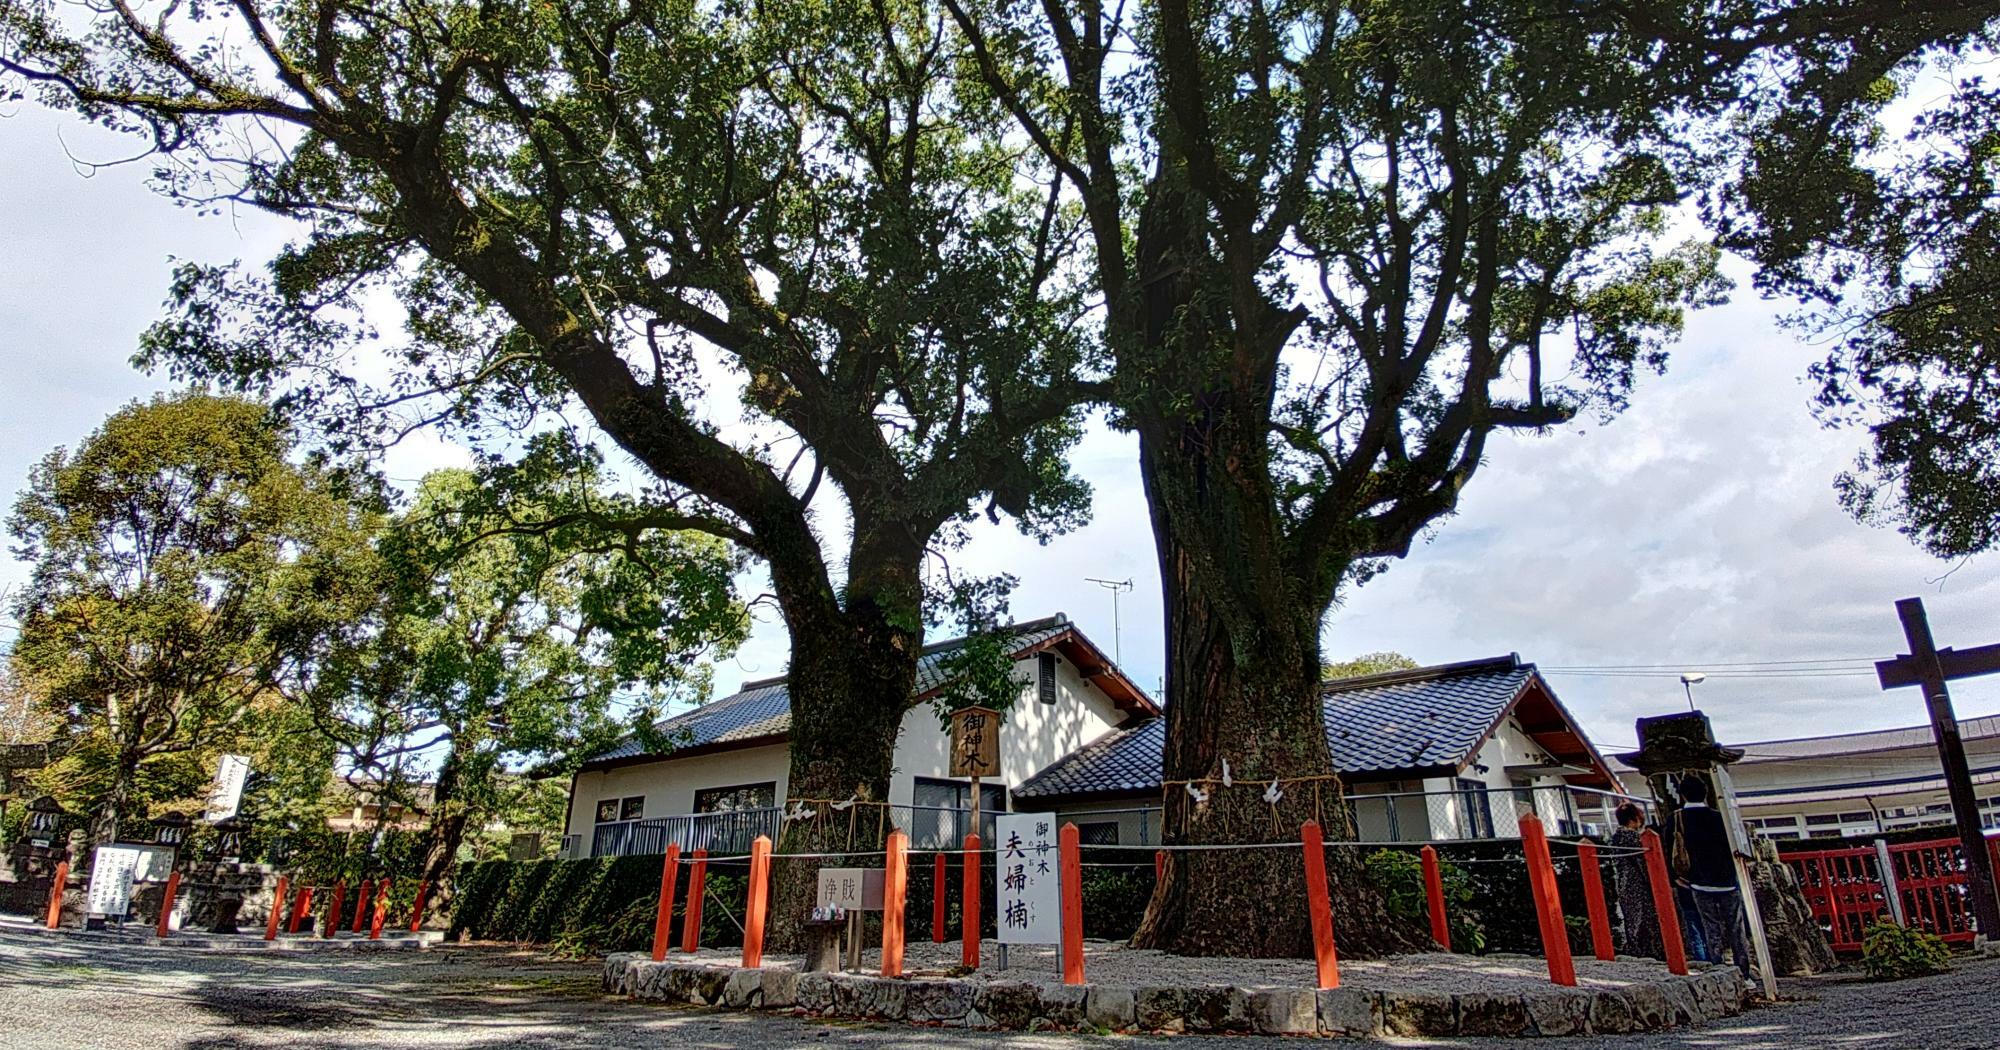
[1782,835,1999,952]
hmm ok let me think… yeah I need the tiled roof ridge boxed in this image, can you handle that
[732,613,1073,691]
[1322,653,1523,694]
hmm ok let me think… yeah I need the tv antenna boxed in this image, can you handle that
[1085,577,1134,664]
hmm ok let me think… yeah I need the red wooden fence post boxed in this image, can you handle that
[931,852,947,944]
[324,880,345,939]
[1641,828,1689,975]
[1576,841,1616,961]
[882,831,910,978]
[352,879,373,934]
[44,861,68,930]
[741,835,772,968]
[1520,815,1577,986]
[290,884,313,934]
[407,881,429,932]
[1421,845,1451,951]
[370,878,391,939]
[961,832,982,969]
[265,877,290,941]
[157,871,182,937]
[1058,823,1086,986]
[1299,820,1342,989]
[680,850,708,953]
[651,843,682,962]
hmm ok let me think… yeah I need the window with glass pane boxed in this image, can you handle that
[619,796,646,821]
[595,798,621,824]
[911,777,1007,847]
[693,782,776,813]
[1455,778,1494,839]
[1076,821,1119,845]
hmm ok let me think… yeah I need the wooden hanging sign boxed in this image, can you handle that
[948,706,1002,778]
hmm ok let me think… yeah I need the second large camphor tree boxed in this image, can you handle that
[0,0,1102,938]
[940,0,1997,955]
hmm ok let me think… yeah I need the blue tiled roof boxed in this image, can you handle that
[584,616,1078,767]
[1013,656,1539,799]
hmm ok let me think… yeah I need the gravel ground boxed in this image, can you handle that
[4,927,1998,1049]
[664,938,1679,994]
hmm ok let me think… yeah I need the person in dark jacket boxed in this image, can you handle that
[1609,803,1662,958]
[1672,776,1752,978]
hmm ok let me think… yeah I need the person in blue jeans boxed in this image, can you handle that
[1670,777,1754,979]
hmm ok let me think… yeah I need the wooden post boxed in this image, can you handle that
[741,835,772,968]
[265,877,290,941]
[1877,597,2000,935]
[651,843,682,962]
[961,832,981,968]
[44,861,67,930]
[1576,842,1615,961]
[324,880,346,939]
[931,852,947,944]
[370,878,391,939]
[881,831,909,978]
[157,871,182,938]
[1520,815,1577,986]
[1298,820,1341,989]
[352,879,373,934]
[680,850,708,953]
[1641,828,1688,975]
[407,881,429,932]
[290,885,314,934]
[1421,845,1451,951]
[1057,823,1085,985]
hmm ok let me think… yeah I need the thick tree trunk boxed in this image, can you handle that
[763,522,924,951]
[90,748,142,846]
[1126,427,1426,958]
[418,750,468,912]
[1123,166,1423,958]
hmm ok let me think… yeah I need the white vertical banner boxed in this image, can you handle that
[206,754,252,822]
[994,813,1060,944]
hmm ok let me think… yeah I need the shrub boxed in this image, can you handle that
[1861,920,1952,980]
[1363,849,1487,953]
[450,855,749,954]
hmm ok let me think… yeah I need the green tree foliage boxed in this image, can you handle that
[936,0,1997,954]
[0,0,1103,914]
[316,434,747,889]
[1715,37,2000,558]
[5,391,377,843]
[1323,652,1420,681]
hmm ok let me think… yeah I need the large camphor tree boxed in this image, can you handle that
[318,438,746,896]
[937,0,2000,954]
[6,391,376,845]
[0,0,1101,933]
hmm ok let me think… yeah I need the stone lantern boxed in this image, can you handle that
[1616,711,1835,983]
[24,795,64,848]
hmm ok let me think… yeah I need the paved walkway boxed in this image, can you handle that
[1,928,1995,1048]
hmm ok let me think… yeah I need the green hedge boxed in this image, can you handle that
[451,855,752,953]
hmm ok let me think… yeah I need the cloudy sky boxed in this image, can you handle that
[5,102,1997,757]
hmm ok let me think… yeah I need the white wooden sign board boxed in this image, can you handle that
[206,753,251,822]
[87,846,142,917]
[816,867,884,911]
[106,842,178,884]
[994,813,1059,945]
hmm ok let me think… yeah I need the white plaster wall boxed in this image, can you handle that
[566,648,1132,843]
[886,650,1127,807]
[566,743,791,841]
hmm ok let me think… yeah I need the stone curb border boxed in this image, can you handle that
[602,954,1747,1038]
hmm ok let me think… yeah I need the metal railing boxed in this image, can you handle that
[582,785,1650,857]
[591,808,781,858]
